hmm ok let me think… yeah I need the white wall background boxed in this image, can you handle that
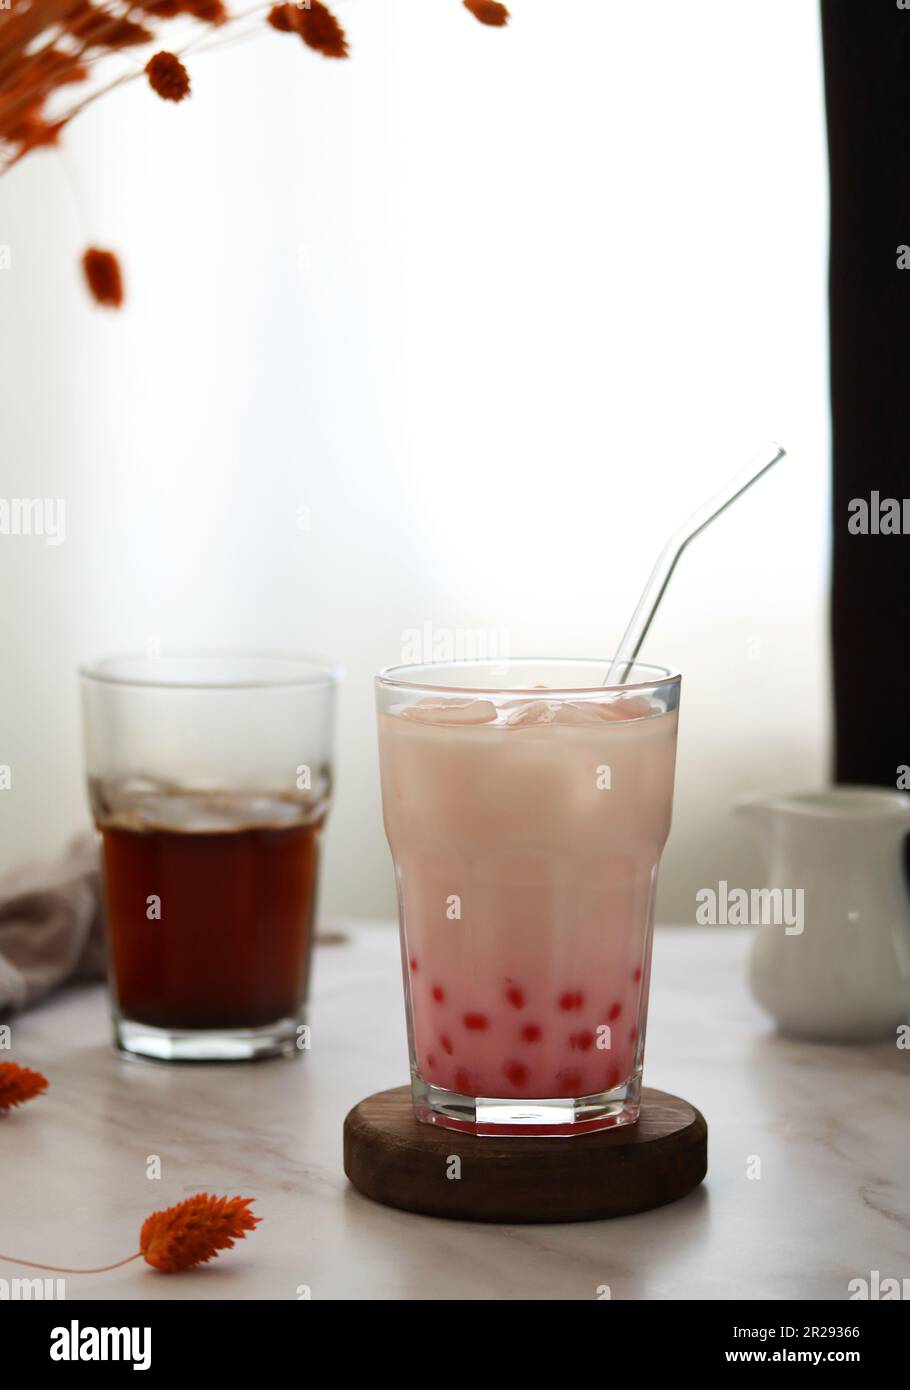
[0,0,829,923]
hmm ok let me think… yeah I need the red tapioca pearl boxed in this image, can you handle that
[463,1012,489,1031]
[505,985,525,1010]
[559,990,584,1011]
[454,1067,473,1094]
[629,1028,637,1044]
[440,1033,454,1055]
[569,1030,594,1052]
[426,1054,436,1071]
[521,1023,543,1044]
[431,985,445,1003]
[556,1068,583,1095]
[409,956,418,972]
[503,1060,529,1088]
[632,966,642,982]
[607,1001,622,1022]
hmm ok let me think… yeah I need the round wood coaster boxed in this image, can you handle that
[343,1085,707,1224]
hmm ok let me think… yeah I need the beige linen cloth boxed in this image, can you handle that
[0,834,106,1014]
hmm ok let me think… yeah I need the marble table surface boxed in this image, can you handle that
[3,924,908,1301]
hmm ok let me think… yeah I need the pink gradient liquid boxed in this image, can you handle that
[378,690,679,1133]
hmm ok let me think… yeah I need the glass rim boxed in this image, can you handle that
[79,648,342,692]
[376,657,680,697]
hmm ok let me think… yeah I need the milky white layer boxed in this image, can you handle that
[378,699,679,1099]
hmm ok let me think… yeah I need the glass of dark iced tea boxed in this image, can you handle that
[80,651,338,1062]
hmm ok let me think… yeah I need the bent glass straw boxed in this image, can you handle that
[604,442,787,686]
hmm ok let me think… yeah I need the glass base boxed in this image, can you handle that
[114,1013,305,1063]
[411,1069,641,1137]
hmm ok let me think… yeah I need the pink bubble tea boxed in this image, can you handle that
[376,659,681,1136]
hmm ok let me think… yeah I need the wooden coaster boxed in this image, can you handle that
[343,1085,707,1224]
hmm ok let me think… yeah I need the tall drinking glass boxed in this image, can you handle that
[376,659,680,1135]
[80,651,338,1062]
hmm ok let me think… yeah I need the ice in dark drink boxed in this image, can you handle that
[96,790,324,1033]
[81,652,337,1061]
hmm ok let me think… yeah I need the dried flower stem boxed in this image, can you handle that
[0,1251,142,1275]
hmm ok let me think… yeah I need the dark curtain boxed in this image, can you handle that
[822,0,910,784]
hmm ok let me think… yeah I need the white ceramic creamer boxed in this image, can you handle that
[736,788,910,1041]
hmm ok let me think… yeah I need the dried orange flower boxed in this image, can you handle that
[135,0,185,16]
[1,0,503,299]
[82,248,124,308]
[67,8,154,49]
[7,117,66,158]
[0,1062,49,1113]
[267,4,294,33]
[146,51,191,103]
[140,1194,260,1272]
[185,0,228,21]
[292,1,349,59]
[464,0,510,26]
[133,0,228,20]
[0,1191,259,1277]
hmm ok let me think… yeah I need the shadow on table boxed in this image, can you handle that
[339,1178,712,1300]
